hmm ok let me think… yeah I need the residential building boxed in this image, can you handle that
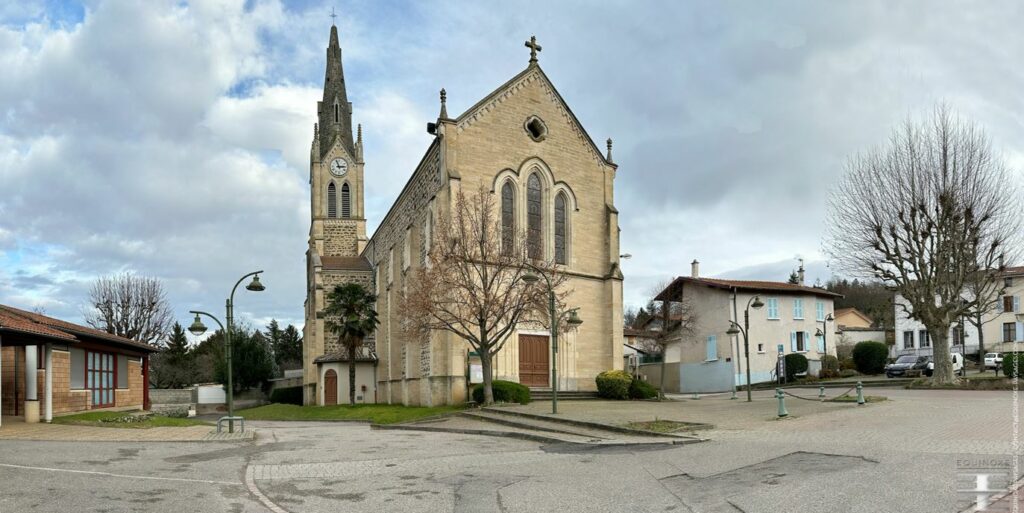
[893,266,1024,358]
[834,308,873,329]
[0,304,156,425]
[831,308,889,358]
[303,25,624,406]
[646,262,840,393]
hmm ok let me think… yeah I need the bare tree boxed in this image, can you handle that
[962,268,1007,372]
[85,272,173,346]
[647,280,698,399]
[402,187,568,405]
[827,106,1020,384]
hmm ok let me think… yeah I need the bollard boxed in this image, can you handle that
[856,381,865,405]
[730,389,738,400]
[692,392,700,400]
[818,386,825,399]
[776,388,789,417]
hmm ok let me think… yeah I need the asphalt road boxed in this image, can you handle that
[0,387,1020,512]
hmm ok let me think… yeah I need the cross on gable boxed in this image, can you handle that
[524,35,542,64]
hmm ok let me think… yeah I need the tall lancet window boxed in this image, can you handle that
[334,102,339,123]
[554,192,567,265]
[527,173,542,259]
[327,182,337,218]
[341,183,351,218]
[501,182,515,255]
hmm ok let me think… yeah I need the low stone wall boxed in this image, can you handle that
[149,388,193,414]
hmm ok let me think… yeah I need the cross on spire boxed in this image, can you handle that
[330,7,337,25]
[524,35,542,65]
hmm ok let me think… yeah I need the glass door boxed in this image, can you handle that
[87,351,115,408]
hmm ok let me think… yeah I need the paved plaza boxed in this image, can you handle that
[0,387,1020,512]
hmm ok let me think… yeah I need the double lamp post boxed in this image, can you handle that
[726,295,764,402]
[188,270,265,433]
[522,266,582,415]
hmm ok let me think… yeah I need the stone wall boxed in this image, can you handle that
[323,219,360,256]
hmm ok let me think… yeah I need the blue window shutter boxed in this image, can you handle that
[706,335,717,361]
[1015,296,1021,312]
[817,335,825,352]
[790,332,797,352]
[1017,322,1023,342]
[805,332,811,352]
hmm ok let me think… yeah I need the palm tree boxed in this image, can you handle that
[324,283,380,405]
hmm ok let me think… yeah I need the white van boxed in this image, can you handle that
[924,353,966,377]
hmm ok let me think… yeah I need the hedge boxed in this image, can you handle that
[472,380,531,404]
[1003,353,1024,378]
[270,386,303,405]
[629,378,659,399]
[852,341,889,375]
[596,370,632,399]
[783,353,809,381]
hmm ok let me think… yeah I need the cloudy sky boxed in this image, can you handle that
[2,0,1023,337]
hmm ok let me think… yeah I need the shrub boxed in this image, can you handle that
[839,369,859,378]
[839,357,857,371]
[472,380,531,405]
[852,341,889,375]
[270,386,304,405]
[821,355,840,372]
[819,369,840,379]
[629,378,658,399]
[595,370,633,399]
[783,353,809,381]
[1003,353,1024,378]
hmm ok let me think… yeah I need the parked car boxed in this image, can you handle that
[924,353,966,377]
[886,355,930,378]
[984,353,1004,369]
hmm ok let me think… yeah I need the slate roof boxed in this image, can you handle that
[0,304,158,352]
[321,256,373,272]
[655,276,842,301]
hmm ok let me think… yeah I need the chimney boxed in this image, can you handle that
[691,259,700,279]
[797,264,805,285]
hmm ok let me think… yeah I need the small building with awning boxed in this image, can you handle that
[0,304,158,426]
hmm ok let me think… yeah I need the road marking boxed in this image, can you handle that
[245,466,290,513]
[0,462,241,486]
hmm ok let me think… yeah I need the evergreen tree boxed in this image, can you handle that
[151,322,194,388]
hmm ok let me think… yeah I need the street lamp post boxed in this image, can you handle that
[726,295,765,402]
[522,268,583,415]
[188,271,265,433]
[815,312,834,362]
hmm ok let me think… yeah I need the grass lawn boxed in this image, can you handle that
[52,411,210,429]
[827,394,887,403]
[625,419,709,433]
[236,403,465,424]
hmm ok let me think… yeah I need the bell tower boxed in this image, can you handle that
[308,23,366,258]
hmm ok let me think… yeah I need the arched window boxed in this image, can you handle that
[501,182,515,255]
[527,174,542,259]
[327,182,337,218]
[554,192,567,265]
[341,183,351,218]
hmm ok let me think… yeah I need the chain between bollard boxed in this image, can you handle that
[781,386,857,401]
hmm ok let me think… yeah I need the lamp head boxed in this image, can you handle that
[521,273,540,285]
[246,274,265,292]
[751,296,765,309]
[815,328,824,336]
[726,324,740,336]
[826,313,834,322]
[565,309,583,327]
[188,314,207,337]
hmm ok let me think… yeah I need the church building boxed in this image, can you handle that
[303,25,624,406]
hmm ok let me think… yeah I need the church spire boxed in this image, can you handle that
[319,23,354,158]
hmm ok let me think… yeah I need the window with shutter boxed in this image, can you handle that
[1004,296,1015,312]
[919,330,930,347]
[816,335,825,352]
[767,298,779,319]
[706,335,717,361]
[341,183,351,218]
[903,331,914,349]
[793,299,804,319]
[327,183,337,218]
[816,301,825,321]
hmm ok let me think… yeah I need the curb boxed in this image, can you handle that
[370,423,578,445]
[458,411,613,438]
[481,407,711,439]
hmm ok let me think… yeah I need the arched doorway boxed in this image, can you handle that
[324,369,338,405]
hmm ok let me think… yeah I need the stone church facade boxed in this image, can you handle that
[303,25,624,406]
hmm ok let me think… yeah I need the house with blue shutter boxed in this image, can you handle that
[645,261,841,393]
